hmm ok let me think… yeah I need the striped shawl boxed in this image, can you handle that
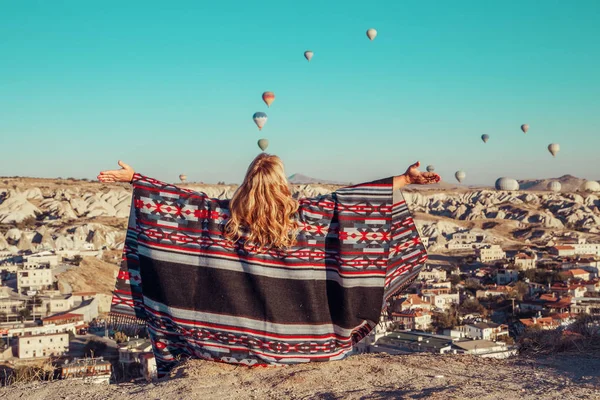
[109,173,427,375]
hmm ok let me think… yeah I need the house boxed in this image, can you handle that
[419,267,447,282]
[41,312,85,327]
[514,253,537,270]
[496,269,519,285]
[582,279,600,293]
[550,283,586,298]
[452,233,485,243]
[17,332,69,359]
[390,310,432,331]
[571,297,600,316]
[61,357,112,384]
[476,245,506,263]
[16,264,53,294]
[544,296,573,313]
[422,293,460,311]
[550,246,576,257]
[519,317,560,330]
[118,339,154,366]
[567,269,591,281]
[390,294,431,312]
[464,322,509,341]
[23,251,61,267]
[476,285,510,299]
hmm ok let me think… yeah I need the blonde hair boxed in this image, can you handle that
[225,153,299,252]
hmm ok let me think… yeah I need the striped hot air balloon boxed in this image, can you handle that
[262,92,275,107]
[495,177,519,191]
[253,112,268,130]
[548,181,561,192]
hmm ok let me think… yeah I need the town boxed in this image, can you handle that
[0,247,156,384]
[1,227,598,385]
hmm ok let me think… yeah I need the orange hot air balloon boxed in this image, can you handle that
[262,91,275,108]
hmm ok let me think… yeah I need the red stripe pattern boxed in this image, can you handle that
[109,174,427,376]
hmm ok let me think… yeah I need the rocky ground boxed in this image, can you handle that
[1,353,599,399]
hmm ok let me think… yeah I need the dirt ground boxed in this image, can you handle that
[56,257,119,296]
[1,353,598,400]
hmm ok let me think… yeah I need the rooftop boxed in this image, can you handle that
[453,340,504,351]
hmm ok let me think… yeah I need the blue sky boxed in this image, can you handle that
[1,0,599,185]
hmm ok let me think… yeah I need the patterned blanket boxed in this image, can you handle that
[109,173,427,376]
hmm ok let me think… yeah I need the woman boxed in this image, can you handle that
[99,155,440,376]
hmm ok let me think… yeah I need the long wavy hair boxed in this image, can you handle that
[225,153,299,252]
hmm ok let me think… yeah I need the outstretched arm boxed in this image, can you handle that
[98,161,136,183]
[393,161,440,190]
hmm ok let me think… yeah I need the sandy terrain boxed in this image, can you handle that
[1,353,598,399]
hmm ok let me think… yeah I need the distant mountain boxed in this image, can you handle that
[518,174,592,191]
[287,173,350,185]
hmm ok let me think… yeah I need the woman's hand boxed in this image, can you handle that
[97,161,135,183]
[394,161,441,190]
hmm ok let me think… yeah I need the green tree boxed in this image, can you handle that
[83,339,107,357]
[459,298,485,315]
[464,278,482,291]
[114,331,128,344]
[449,275,461,286]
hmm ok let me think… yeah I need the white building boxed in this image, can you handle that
[17,332,69,359]
[477,245,506,263]
[452,233,485,243]
[464,322,509,341]
[419,267,447,282]
[16,264,53,294]
[514,253,537,270]
[23,251,61,267]
[422,293,460,311]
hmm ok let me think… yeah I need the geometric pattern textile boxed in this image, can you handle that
[109,173,427,377]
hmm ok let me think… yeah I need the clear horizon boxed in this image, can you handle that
[1,1,599,185]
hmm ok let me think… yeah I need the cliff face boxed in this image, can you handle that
[1,353,598,399]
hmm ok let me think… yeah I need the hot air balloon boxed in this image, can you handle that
[179,174,187,183]
[253,112,268,130]
[258,139,269,151]
[455,171,466,183]
[521,124,529,134]
[366,29,377,40]
[548,143,560,157]
[582,181,600,193]
[262,92,275,108]
[304,50,313,62]
[481,134,489,143]
[426,165,435,173]
[547,181,561,192]
[495,177,519,191]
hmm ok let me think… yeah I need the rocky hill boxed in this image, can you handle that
[1,177,599,257]
[1,353,598,399]
[518,174,592,192]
